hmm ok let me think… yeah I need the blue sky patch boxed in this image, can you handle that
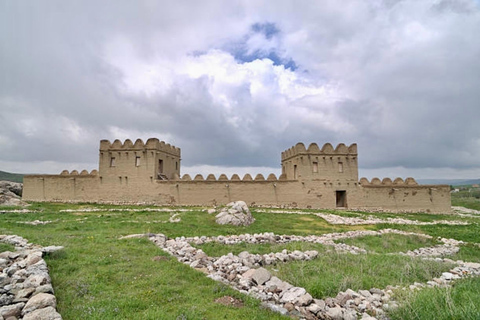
[223,22,298,70]
[251,22,280,39]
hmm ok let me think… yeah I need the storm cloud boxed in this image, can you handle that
[1,0,480,179]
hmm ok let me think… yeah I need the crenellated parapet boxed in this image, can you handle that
[359,177,418,186]
[99,138,180,157]
[60,169,98,176]
[281,142,358,181]
[174,173,280,182]
[22,138,451,213]
[98,138,181,181]
[281,142,357,161]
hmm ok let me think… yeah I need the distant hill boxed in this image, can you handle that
[417,178,480,186]
[0,170,24,183]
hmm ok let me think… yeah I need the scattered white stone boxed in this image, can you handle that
[42,246,64,254]
[325,305,343,320]
[18,220,53,225]
[119,234,148,239]
[256,209,470,226]
[215,201,255,226]
[252,267,271,285]
[0,235,63,319]
[169,213,181,223]
[146,215,480,319]
[280,287,306,303]
[23,306,62,320]
[22,293,57,315]
[442,272,454,280]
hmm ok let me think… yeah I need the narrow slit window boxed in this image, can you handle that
[338,162,343,173]
[110,157,116,167]
[313,162,318,173]
[135,156,141,167]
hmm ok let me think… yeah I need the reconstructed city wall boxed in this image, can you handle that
[23,171,101,202]
[357,178,451,213]
[22,139,451,213]
[23,173,450,212]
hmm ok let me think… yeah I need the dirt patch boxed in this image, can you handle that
[152,256,169,262]
[299,216,315,221]
[214,295,244,308]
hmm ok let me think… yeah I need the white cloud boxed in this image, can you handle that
[1,0,480,180]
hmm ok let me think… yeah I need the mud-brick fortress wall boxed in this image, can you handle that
[23,139,451,213]
[22,170,101,202]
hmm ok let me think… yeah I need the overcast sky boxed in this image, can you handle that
[1,0,480,180]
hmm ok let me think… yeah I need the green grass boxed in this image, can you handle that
[1,202,480,319]
[334,233,440,254]
[268,253,454,299]
[0,242,14,252]
[449,244,480,263]
[0,205,292,319]
[389,277,480,320]
[451,191,480,211]
[264,208,465,222]
[195,241,328,257]
[0,202,374,320]
[348,210,468,222]
[452,196,480,211]
[45,238,284,319]
[376,223,480,243]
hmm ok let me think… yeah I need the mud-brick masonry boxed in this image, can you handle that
[23,139,450,213]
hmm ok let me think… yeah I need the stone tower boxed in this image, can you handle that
[281,142,358,182]
[98,138,181,184]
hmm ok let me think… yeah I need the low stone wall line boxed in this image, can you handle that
[0,210,39,215]
[255,209,470,225]
[59,208,190,213]
[144,230,480,320]
[0,235,63,320]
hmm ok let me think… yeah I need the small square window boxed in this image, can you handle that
[135,156,141,167]
[110,157,116,167]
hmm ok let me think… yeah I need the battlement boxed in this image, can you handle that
[22,138,451,213]
[99,138,180,157]
[359,177,418,186]
[281,142,357,161]
[60,169,98,176]
[171,173,285,182]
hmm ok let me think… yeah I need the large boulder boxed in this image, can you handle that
[0,181,26,206]
[215,201,255,226]
[0,181,23,196]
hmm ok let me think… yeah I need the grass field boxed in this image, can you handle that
[1,201,480,319]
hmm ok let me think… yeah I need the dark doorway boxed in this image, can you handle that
[336,190,347,208]
[158,159,164,174]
